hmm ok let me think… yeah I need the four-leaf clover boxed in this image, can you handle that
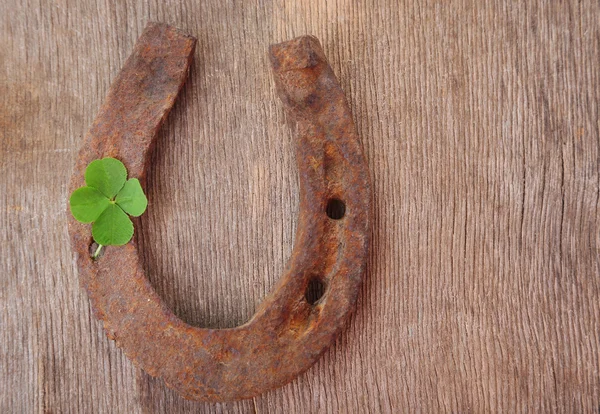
[69,158,148,258]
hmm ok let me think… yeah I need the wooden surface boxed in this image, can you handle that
[1,0,599,412]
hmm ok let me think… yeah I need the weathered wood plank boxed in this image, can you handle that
[1,0,599,412]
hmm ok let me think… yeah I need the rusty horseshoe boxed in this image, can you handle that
[67,23,370,401]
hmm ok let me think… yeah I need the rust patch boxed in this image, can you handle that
[68,24,370,401]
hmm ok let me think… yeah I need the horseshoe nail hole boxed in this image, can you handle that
[89,241,104,261]
[305,278,326,305]
[326,198,346,220]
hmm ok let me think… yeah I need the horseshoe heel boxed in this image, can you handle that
[68,23,370,401]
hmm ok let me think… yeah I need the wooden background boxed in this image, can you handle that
[1,0,599,412]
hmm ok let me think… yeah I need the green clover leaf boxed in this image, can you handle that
[92,204,134,246]
[85,158,127,198]
[115,179,148,217]
[69,187,111,223]
[69,157,148,258]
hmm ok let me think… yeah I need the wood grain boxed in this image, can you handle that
[1,0,599,412]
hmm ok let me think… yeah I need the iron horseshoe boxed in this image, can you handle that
[68,22,371,401]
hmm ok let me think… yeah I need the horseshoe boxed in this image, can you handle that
[68,22,370,401]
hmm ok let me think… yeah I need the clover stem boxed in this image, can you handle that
[92,244,104,260]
